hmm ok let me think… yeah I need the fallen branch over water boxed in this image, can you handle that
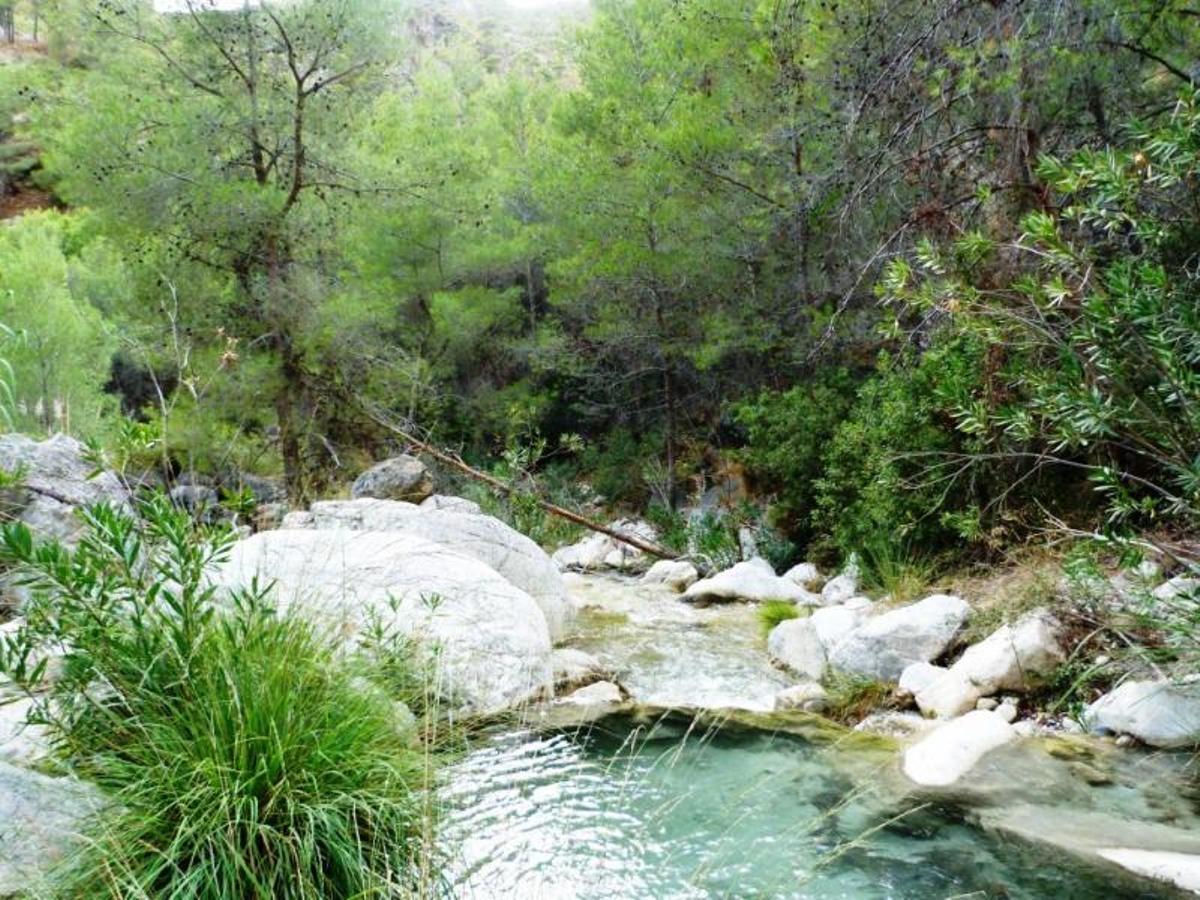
[360,404,679,561]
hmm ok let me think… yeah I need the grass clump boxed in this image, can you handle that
[758,600,802,637]
[821,671,894,724]
[0,496,440,899]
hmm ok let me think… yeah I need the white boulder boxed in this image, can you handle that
[766,618,827,681]
[784,562,822,588]
[0,697,50,765]
[820,572,859,605]
[640,559,700,592]
[684,559,819,605]
[810,602,871,650]
[283,498,572,639]
[898,661,944,698]
[902,710,1017,787]
[1084,680,1200,748]
[949,610,1065,694]
[913,668,982,719]
[559,680,623,706]
[552,519,658,572]
[828,594,971,682]
[420,495,483,515]
[214,529,555,713]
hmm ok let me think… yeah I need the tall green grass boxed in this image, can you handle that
[0,497,441,898]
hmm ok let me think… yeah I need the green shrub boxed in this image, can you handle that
[732,369,856,545]
[758,599,802,636]
[0,497,438,899]
[579,426,663,508]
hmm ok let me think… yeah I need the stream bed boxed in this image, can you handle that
[440,575,1193,899]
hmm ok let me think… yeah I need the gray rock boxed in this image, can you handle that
[0,433,130,543]
[552,519,658,572]
[1152,575,1199,603]
[0,761,102,896]
[774,681,828,713]
[168,483,221,521]
[810,602,870,649]
[783,562,822,588]
[350,455,433,503]
[1084,680,1200,748]
[820,572,859,605]
[767,618,827,681]
[829,594,971,682]
[214,529,555,713]
[854,710,938,739]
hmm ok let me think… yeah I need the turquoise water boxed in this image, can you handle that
[442,723,1178,899]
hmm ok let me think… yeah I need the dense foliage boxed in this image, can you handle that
[0,0,1197,565]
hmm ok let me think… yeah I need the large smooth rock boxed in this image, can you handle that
[640,559,700,592]
[949,609,1065,694]
[684,559,820,606]
[214,530,554,713]
[350,455,433,503]
[767,618,827,681]
[1084,680,1200,748]
[283,498,572,639]
[902,710,1017,787]
[419,494,482,515]
[810,602,870,649]
[912,667,982,719]
[0,433,130,543]
[559,680,623,706]
[829,594,970,682]
[552,519,658,572]
[0,761,102,895]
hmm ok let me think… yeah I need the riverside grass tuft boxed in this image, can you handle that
[0,496,443,899]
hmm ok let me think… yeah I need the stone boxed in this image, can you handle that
[350,455,433,503]
[949,609,1065,694]
[0,761,102,896]
[774,681,828,713]
[552,519,658,572]
[783,562,822,588]
[810,603,870,650]
[169,483,221,521]
[1152,575,1199,603]
[902,710,1017,787]
[214,529,554,713]
[995,701,1019,723]
[550,648,613,692]
[560,680,623,706]
[419,494,483,515]
[854,711,939,739]
[767,618,827,681]
[828,594,971,682]
[1083,680,1200,748]
[820,572,858,605]
[640,559,700,592]
[0,697,50,765]
[253,501,289,531]
[914,668,982,719]
[0,433,130,544]
[283,498,572,640]
[684,559,820,606]
[898,661,944,698]
[975,697,999,711]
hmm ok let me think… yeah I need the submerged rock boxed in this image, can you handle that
[0,433,130,544]
[684,559,819,606]
[767,618,827,681]
[215,529,555,713]
[640,559,700,592]
[350,454,433,503]
[902,709,1017,787]
[284,498,572,639]
[1084,679,1200,748]
[829,594,970,682]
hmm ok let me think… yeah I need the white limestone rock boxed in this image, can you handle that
[419,494,483,515]
[559,680,623,706]
[820,572,859,605]
[283,498,572,640]
[902,710,1017,787]
[640,559,700,592]
[949,609,1065,694]
[685,559,819,605]
[828,594,971,682]
[214,529,555,714]
[774,681,828,713]
[810,602,870,650]
[783,562,822,588]
[914,669,982,719]
[550,648,613,692]
[766,618,827,681]
[1084,679,1200,748]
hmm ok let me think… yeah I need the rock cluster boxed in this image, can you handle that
[551,519,659,572]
